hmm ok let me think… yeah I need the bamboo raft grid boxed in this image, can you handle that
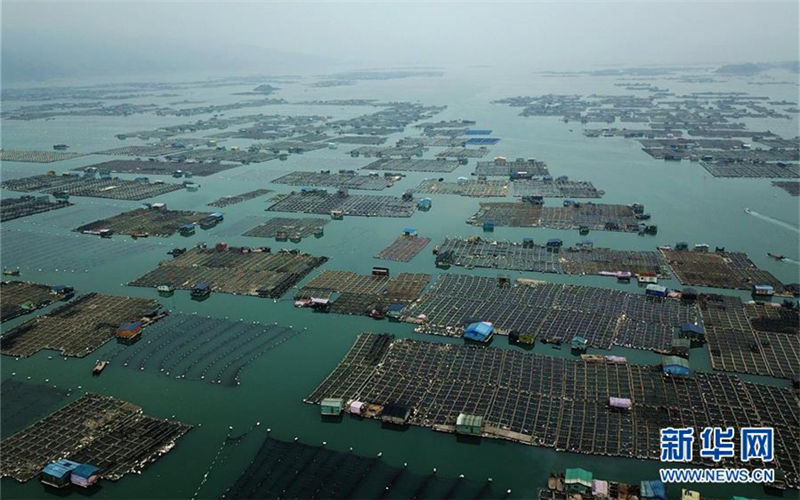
[396,136,465,148]
[349,145,425,157]
[361,158,461,173]
[297,271,431,314]
[468,203,644,232]
[403,274,697,351]
[1,175,184,201]
[1,228,161,272]
[129,248,328,298]
[0,293,161,358]
[0,393,191,483]
[0,281,58,323]
[222,433,505,500]
[375,234,431,262]
[305,333,800,488]
[272,171,393,191]
[75,208,214,237]
[1,196,72,223]
[435,147,490,159]
[0,150,85,163]
[243,217,329,239]
[772,180,800,195]
[266,191,417,218]
[208,189,273,208]
[474,158,550,177]
[661,249,785,292]
[0,380,70,439]
[512,179,603,198]
[74,159,240,177]
[701,161,800,178]
[701,295,799,379]
[414,179,509,197]
[110,313,302,386]
[437,238,671,277]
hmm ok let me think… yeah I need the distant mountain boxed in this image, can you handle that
[1,30,338,85]
[715,61,799,75]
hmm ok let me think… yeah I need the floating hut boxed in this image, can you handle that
[320,398,344,416]
[455,413,484,436]
[661,355,690,376]
[464,321,494,343]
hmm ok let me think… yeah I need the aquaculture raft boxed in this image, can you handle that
[375,234,431,262]
[1,174,184,201]
[272,171,394,190]
[361,158,461,173]
[403,274,696,351]
[1,196,72,222]
[0,380,70,438]
[435,147,490,159]
[243,217,329,240]
[414,179,508,197]
[129,247,327,298]
[467,202,646,232]
[512,179,602,198]
[266,191,417,218]
[208,189,273,208]
[435,238,670,276]
[701,295,799,379]
[474,158,550,177]
[296,271,430,315]
[306,333,800,489]
[75,208,215,237]
[662,249,785,293]
[0,150,85,163]
[222,433,507,500]
[0,293,162,358]
[74,159,241,177]
[0,281,62,323]
[109,313,303,386]
[0,393,191,483]
[772,180,800,196]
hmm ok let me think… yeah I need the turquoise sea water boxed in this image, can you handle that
[1,68,798,499]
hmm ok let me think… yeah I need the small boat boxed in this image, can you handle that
[768,252,786,261]
[92,360,109,375]
[3,268,20,276]
[131,231,149,239]
[53,144,69,150]
[157,284,174,295]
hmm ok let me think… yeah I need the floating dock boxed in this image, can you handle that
[208,189,273,208]
[129,247,327,298]
[75,207,215,237]
[0,393,191,483]
[361,158,461,173]
[266,191,417,218]
[404,274,696,351]
[243,217,329,240]
[414,179,509,197]
[0,293,162,358]
[1,196,72,222]
[272,171,395,191]
[110,313,302,386]
[1,174,184,201]
[375,234,431,262]
[306,333,799,489]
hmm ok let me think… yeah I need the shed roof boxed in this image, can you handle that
[565,467,593,485]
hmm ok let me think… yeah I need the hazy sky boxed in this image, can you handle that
[2,1,798,81]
